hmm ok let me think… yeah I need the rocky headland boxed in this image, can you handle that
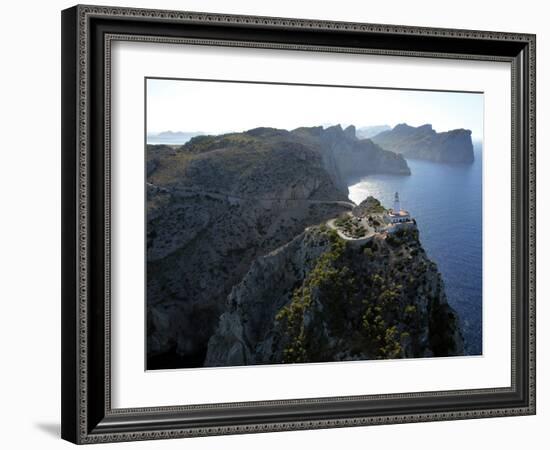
[146,125,461,369]
[370,123,474,164]
[205,205,464,366]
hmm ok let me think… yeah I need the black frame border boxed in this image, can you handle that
[61,4,536,444]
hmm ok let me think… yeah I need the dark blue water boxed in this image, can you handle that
[348,144,482,355]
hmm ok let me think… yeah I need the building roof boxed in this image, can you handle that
[389,209,410,217]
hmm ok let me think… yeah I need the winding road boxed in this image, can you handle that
[147,183,356,210]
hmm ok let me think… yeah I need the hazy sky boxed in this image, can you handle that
[146,78,484,140]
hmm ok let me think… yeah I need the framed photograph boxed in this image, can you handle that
[61,5,536,444]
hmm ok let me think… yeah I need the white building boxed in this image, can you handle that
[388,192,411,223]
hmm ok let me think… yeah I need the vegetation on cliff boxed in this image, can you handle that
[274,227,462,363]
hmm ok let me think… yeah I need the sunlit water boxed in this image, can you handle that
[348,144,482,355]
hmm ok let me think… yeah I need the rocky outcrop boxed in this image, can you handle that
[371,123,474,163]
[205,219,464,366]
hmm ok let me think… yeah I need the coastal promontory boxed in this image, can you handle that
[371,123,475,164]
[206,198,464,366]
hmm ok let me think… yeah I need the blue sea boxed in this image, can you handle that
[348,144,483,355]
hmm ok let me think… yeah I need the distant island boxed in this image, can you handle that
[146,124,464,369]
[147,130,209,145]
[369,123,475,164]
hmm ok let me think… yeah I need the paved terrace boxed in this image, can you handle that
[326,211,414,245]
[326,214,378,246]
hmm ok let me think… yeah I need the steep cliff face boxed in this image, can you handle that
[371,123,474,163]
[205,222,464,367]
[292,125,411,184]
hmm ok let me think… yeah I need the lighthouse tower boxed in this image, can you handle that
[388,191,411,224]
[393,192,401,213]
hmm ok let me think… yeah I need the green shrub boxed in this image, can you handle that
[276,232,349,363]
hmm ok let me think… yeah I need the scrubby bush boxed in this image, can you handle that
[386,233,401,247]
[363,247,374,259]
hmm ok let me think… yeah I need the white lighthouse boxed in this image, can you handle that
[393,192,401,213]
[388,191,411,224]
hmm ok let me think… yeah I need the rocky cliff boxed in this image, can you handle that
[205,220,464,366]
[292,124,411,185]
[371,123,474,163]
[356,124,391,139]
[147,126,410,368]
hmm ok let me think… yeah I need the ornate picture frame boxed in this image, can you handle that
[61,5,536,444]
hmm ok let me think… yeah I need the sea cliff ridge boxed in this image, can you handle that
[370,123,475,164]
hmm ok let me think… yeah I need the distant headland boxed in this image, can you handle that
[369,123,475,164]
